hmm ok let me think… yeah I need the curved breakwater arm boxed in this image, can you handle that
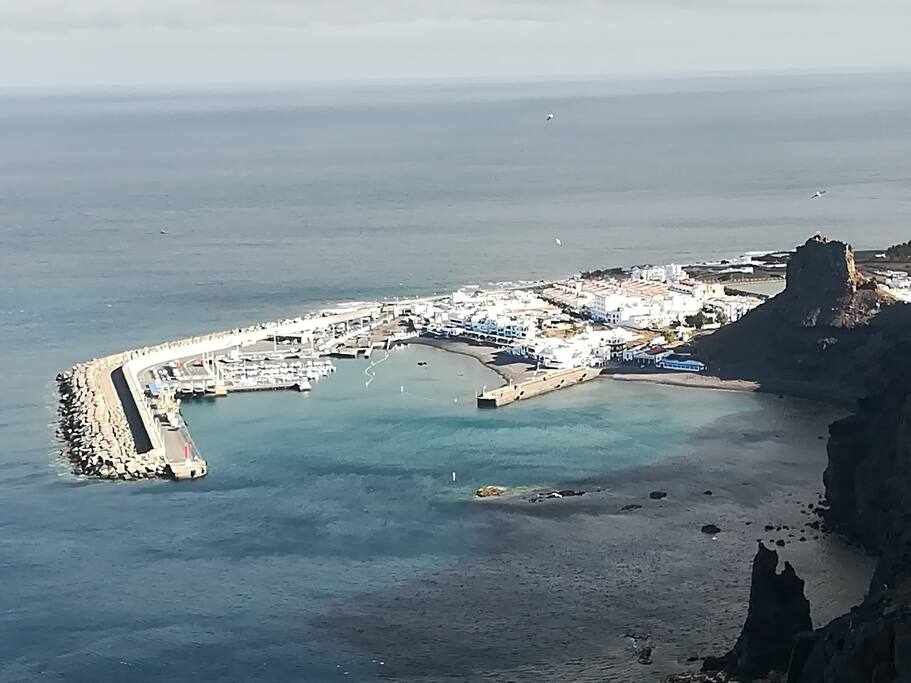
[56,304,387,481]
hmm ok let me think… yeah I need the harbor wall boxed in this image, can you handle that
[56,305,384,481]
[477,367,602,408]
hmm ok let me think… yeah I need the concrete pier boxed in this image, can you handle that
[477,367,602,408]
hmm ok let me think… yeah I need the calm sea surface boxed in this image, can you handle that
[1,73,904,680]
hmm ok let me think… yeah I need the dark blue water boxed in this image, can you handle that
[0,73,896,680]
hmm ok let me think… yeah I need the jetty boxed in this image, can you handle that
[56,303,421,481]
[476,367,602,408]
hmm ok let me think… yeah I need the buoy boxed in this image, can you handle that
[452,471,456,483]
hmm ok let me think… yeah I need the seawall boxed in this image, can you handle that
[477,367,601,408]
[56,305,387,481]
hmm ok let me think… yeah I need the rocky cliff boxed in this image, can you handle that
[696,235,899,403]
[788,373,911,682]
[701,543,812,679]
[780,235,882,329]
[677,235,911,682]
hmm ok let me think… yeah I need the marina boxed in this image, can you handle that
[60,246,889,482]
[56,303,422,481]
[53,269,757,482]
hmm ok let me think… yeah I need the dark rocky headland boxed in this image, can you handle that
[675,236,911,681]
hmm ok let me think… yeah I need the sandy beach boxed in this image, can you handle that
[412,335,537,385]
[607,369,858,407]
[607,369,762,393]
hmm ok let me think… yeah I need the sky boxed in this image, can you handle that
[2,1,910,87]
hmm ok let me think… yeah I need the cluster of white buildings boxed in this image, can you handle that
[876,269,911,303]
[580,269,760,333]
[424,288,556,345]
[420,287,640,369]
[413,263,764,372]
[511,328,638,369]
[630,263,688,283]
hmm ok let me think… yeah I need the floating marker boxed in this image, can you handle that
[452,471,456,483]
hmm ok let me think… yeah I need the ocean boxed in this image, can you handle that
[1,72,902,680]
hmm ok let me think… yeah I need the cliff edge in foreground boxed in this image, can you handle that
[678,235,911,682]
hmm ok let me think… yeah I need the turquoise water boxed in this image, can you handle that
[1,344,795,681]
[183,346,748,497]
[0,73,902,679]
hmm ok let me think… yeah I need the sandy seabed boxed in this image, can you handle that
[318,344,874,681]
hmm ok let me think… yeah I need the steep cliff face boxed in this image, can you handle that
[696,235,897,402]
[824,382,911,558]
[789,589,911,682]
[779,235,881,329]
[788,375,911,682]
[688,376,911,683]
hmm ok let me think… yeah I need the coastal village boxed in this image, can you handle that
[56,242,911,483]
[48,233,911,682]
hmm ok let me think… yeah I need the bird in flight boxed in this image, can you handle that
[545,113,555,122]
[810,189,828,199]
[554,237,563,247]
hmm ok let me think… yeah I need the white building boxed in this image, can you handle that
[589,293,636,324]
[631,264,688,283]
[704,295,762,323]
[513,328,636,369]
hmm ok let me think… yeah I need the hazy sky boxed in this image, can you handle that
[2,1,910,87]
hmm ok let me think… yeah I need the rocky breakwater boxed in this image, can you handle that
[57,353,167,480]
[55,314,312,481]
[697,234,898,403]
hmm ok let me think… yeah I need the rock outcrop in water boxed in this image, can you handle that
[696,235,899,403]
[680,234,911,682]
[701,543,811,679]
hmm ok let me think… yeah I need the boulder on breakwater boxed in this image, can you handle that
[56,358,166,481]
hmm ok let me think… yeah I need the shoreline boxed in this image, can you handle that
[605,369,857,408]
[606,369,761,394]
[416,336,856,410]
[320,393,873,680]
[411,335,536,386]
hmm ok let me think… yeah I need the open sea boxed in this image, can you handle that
[1,72,906,680]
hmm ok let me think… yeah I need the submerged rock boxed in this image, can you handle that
[637,645,653,665]
[475,485,507,498]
